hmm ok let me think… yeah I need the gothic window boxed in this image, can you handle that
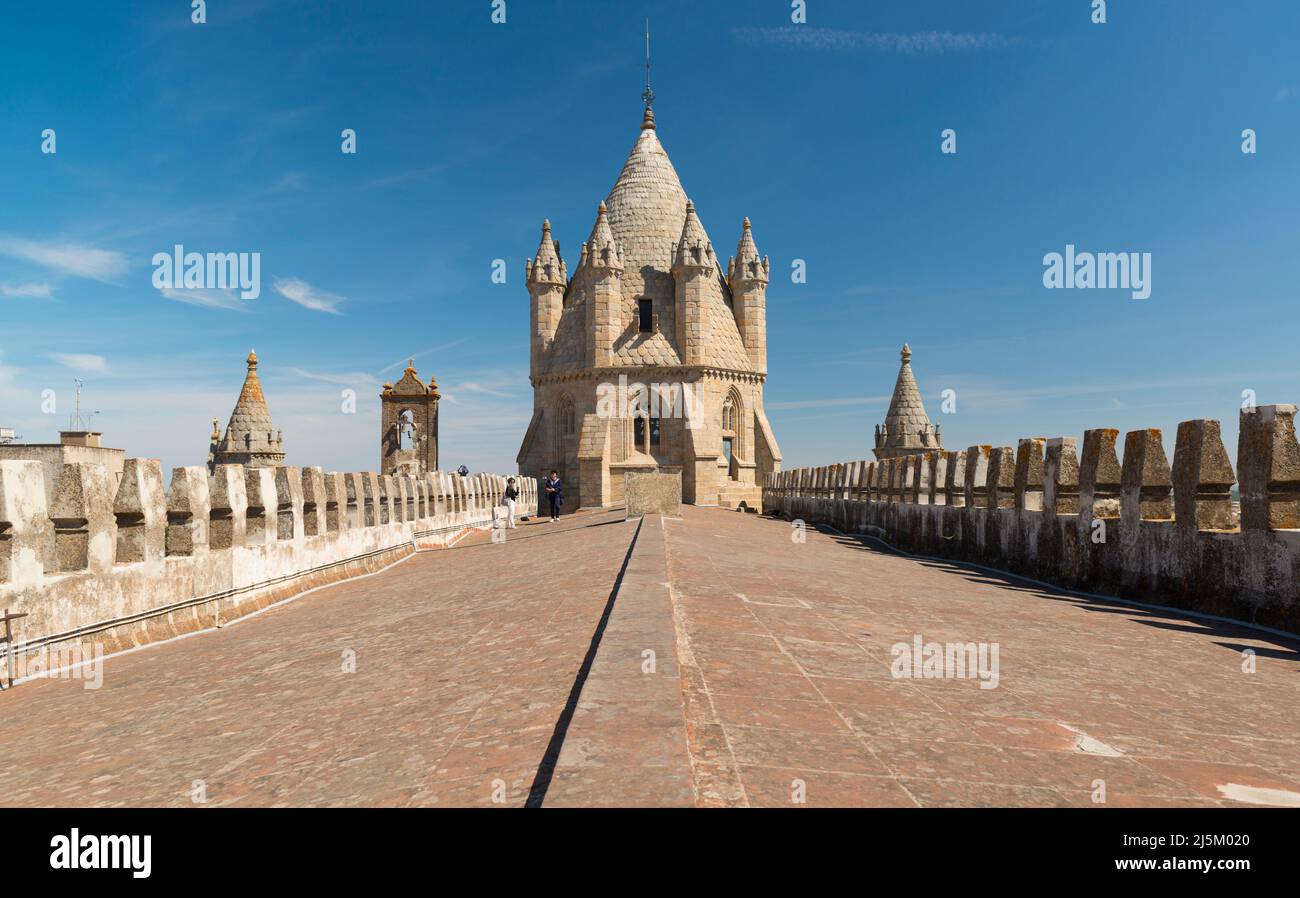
[634,417,661,448]
[722,388,745,461]
[556,395,576,459]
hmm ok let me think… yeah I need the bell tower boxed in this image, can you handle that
[381,360,440,475]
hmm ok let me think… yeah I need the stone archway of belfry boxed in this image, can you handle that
[398,409,415,452]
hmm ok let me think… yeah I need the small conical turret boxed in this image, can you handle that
[528,220,567,378]
[672,200,715,273]
[526,219,566,287]
[585,201,624,271]
[728,217,770,375]
[728,216,769,287]
[874,343,941,459]
[210,349,286,469]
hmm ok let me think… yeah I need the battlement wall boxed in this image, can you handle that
[0,460,535,669]
[764,406,1300,634]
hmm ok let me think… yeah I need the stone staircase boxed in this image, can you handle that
[717,482,762,512]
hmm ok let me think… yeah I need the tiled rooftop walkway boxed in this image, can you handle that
[2,507,1298,807]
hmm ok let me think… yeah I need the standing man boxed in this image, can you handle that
[544,470,563,522]
[503,477,519,529]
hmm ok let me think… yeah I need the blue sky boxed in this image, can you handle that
[2,0,1298,476]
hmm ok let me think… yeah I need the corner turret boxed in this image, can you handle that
[584,202,624,368]
[672,200,715,367]
[527,219,567,378]
[728,217,770,374]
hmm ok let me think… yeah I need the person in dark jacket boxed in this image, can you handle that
[544,471,563,522]
[503,477,519,529]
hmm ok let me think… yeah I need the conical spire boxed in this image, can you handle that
[585,201,623,270]
[235,350,269,418]
[527,219,566,286]
[729,216,768,285]
[214,349,285,466]
[673,199,714,271]
[603,120,688,299]
[877,343,940,456]
[641,18,655,130]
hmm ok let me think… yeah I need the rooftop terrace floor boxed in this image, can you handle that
[2,507,1297,808]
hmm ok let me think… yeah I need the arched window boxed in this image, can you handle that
[556,394,576,460]
[633,416,661,450]
[721,388,745,474]
[398,410,415,451]
[722,395,737,434]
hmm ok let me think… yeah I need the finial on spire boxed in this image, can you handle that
[247,349,258,369]
[641,20,657,130]
[901,343,912,363]
[642,19,654,110]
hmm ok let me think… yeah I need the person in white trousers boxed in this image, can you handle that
[504,477,519,529]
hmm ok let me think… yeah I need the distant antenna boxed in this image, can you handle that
[642,19,654,110]
[69,378,94,431]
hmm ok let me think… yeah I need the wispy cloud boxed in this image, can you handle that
[272,171,310,191]
[365,165,446,190]
[288,366,380,391]
[732,27,1017,55]
[449,382,517,400]
[273,276,344,314]
[159,286,249,311]
[0,354,26,402]
[768,394,891,411]
[0,236,129,282]
[1275,86,1299,103]
[378,338,472,375]
[0,282,53,298]
[50,352,110,375]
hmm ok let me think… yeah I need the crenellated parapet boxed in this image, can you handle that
[764,407,1300,634]
[0,461,537,680]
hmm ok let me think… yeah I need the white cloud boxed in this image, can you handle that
[447,381,516,400]
[0,354,27,403]
[50,353,110,374]
[273,276,344,314]
[378,338,471,375]
[289,366,380,391]
[159,286,248,311]
[767,394,891,411]
[0,282,53,298]
[0,236,129,282]
[732,27,1016,55]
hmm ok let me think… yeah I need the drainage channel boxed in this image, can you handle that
[524,515,644,807]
